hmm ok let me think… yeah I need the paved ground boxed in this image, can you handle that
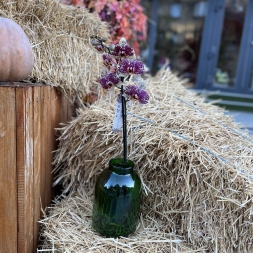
[225,110,253,135]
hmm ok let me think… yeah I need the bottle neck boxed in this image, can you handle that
[109,158,134,175]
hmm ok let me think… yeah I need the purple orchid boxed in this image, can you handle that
[118,59,144,75]
[99,72,120,89]
[103,53,116,69]
[124,85,149,104]
[95,44,104,52]
[91,36,149,105]
[112,44,134,57]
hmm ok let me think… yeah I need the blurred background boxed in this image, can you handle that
[139,0,253,134]
[61,0,253,134]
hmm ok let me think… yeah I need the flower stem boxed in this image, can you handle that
[121,84,127,164]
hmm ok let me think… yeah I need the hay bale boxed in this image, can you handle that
[0,0,109,101]
[39,188,202,252]
[44,68,253,252]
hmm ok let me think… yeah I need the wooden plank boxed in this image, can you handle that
[60,93,73,124]
[60,93,68,125]
[44,86,53,207]
[16,88,25,252]
[48,88,60,201]
[51,88,62,145]
[25,87,34,253]
[39,87,47,212]
[16,87,34,253]
[50,88,64,195]
[39,86,54,210]
[33,86,42,252]
[0,87,17,253]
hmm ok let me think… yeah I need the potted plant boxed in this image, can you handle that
[90,35,149,237]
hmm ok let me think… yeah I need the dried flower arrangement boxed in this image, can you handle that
[59,0,147,55]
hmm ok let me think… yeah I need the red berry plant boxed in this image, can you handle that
[59,0,147,55]
[90,35,149,163]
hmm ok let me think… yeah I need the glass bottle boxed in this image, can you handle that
[92,158,141,237]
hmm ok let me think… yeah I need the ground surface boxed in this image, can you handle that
[225,110,253,135]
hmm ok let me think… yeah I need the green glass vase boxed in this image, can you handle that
[92,158,141,237]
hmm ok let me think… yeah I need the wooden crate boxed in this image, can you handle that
[0,83,73,253]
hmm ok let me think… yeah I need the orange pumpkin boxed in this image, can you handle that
[0,17,34,82]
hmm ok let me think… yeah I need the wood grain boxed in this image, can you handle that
[16,87,34,253]
[44,87,53,207]
[40,86,47,210]
[0,87,17,253]
[0,84,73,252]
[24,87,34,253]
[33,86,41,252]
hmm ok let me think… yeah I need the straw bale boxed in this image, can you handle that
[43,68,253,252]
[39,188,203,252]
[0,0,109,101]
